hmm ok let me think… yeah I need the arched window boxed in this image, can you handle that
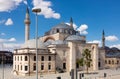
[48,63,51,70]
[25,56,27,61]
[34,56,36,61]
[41,63,44,70]
[41,56,44,61]
[25,66,28,71]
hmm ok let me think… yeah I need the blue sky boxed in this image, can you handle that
[0,0,120,50]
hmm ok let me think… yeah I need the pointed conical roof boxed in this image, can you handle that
[70,17,73,23]
[27,7,29,14]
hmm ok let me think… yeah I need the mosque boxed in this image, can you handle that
[13,7,120,79]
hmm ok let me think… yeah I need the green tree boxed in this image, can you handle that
[77,49,92,73]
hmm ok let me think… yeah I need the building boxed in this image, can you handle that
[13,7,99,78]
[0,51,13,64]
[13,7,120,79]
[98,30,120,69]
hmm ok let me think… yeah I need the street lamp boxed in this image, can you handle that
[32,8,41,79]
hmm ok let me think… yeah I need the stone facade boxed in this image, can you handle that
[13,8,104,78]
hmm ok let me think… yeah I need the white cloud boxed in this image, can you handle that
[77,24,88,32]
[0,20,5,24]
[5,18,13,26]
[66,23,88,35]
[0,37,21,51]
[0,0,26,12]
[80,30,88,35]
[0,37,16,42]
[32,0,60,19]
[110,44,120,49]
[4,43,21,49]
[88,40,101,44]
[0,43,22,51]
[66,23,78,30]
[105,35,119,42]
[8,38,16,42]
[77,24,88,35]
[0,38,7,43]
[87,40,101,46]
[1,33,6,36]
[23,0,27,5]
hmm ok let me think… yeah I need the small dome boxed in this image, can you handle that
[21,39,46,49]
[66,35,85,41]
[52,22,73,29]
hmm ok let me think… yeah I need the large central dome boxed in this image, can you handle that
[45,22,76,35]
[52,22,73,29]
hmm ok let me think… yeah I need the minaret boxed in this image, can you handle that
[70,17,73,28]
[102,30,105,48]
[24,7,30,42]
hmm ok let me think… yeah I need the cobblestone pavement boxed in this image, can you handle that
[1,65,120,79]
[0,65,71,79]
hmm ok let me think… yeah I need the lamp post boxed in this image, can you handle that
[32,8,41,79]
[2,52,4,79]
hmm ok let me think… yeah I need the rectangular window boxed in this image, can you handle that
[48,56,51,61]
[76,63,79,68]
[15,56,16,61]
[18,56,19,61]
[15,65,16,69]
[18,65,19,71]
[25,66,28,71]
[21,65,22,70]
[41,56,44,61]
[21,56,22,61]
[63,63,66,69]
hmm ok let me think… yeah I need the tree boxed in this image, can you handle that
[77,49,92,73]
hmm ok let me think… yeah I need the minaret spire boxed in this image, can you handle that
[70,17,73,28]
[24,6,31,42]
[102,30,105,48]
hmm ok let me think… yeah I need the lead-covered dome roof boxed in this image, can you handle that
[65,35,86,41]
[21,39,46,49]
[52,23,73,29]
[45,22,76,35]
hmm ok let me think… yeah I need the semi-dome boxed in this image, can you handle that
[21,39,46,49]
[65,35,86,41]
